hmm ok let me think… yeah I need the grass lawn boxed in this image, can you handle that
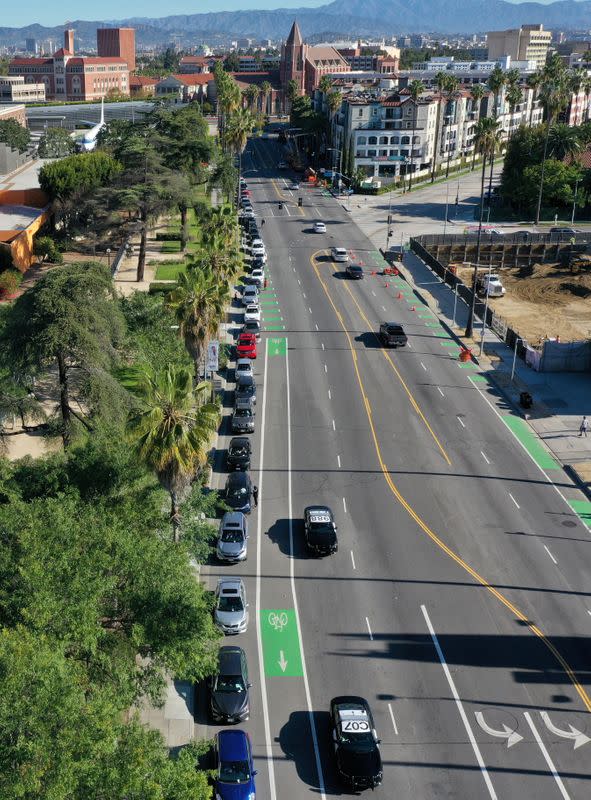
[154,261,186,280]
[161,240,182,254]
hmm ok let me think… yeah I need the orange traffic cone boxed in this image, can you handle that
[384,282,389,288]
[397,291,403,299]
[411,305,416,312]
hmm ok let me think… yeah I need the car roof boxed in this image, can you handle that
[331,695,369,709]
[218,646,244,674]
[226,471,250,488]
[221,511,246,526]
[218,577,244,592]
[236,358,252,366]
[229,436,251,448]
[305,505,332,516]
[348,263,363,269]
[218,729,249,759]
[332,247,347,252]
[382,321,402,327]
[238,332,256,340]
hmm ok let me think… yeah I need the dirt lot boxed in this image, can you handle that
[456,261,591,345]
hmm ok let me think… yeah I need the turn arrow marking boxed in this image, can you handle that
[475,711,523,748]
[540,712,591,749]
[278,651,288,672]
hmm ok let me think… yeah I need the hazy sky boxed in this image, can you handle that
[5,0,326,28]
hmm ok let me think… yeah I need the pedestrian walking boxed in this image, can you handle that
[579,416,589,437]
[252,485,259,507]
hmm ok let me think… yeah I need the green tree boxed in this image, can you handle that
[244,84,260,110]
[208,150,238,202]
[260,80,272,114]
[526,70,542,126]
[36,127,73,158]
[548,123,582,161]
[407,79,425,190]
[430,70,449,182]
[0,262,125,449]
[522,159,584,213]
[33,235,63,264]
[38,151,122,203]
[487,65,506,118]
[0,118,30,153]
[119,363,219,541]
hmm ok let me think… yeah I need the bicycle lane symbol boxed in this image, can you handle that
[261,609,303,677]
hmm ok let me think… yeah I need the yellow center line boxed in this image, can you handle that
[308,249,591,714]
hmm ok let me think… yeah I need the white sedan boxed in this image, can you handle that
[331,247,349,263]
[244,304,261,323]
[313,221,327,233]
[249,268,265,288]
[251,240,267,263]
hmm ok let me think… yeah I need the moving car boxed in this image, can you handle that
[217,512,249,562]
[331,247,349,263]
[242,320,261,340]
[214,730,256,798]
[236,333,257,360]
[236,375,257,405]
[289,181,299,190]
[209,646,251,723]
[330,696,382,790]
[214,578,249,634]
[378,322,408,348]
[231,406,255,434]
[304,505,338,555]
[346,264,364,279]
[244,304,261,324]
[313,221,327,233]
[235,358,254,381]
[227,436,252,470]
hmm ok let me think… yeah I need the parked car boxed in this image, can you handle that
[217,512,249,562]
[249,268,265,288]
[235,358,254,381]
[214,730,256,798]
[209,646,251,723]
[242,320,261,340]
[214,578,249,634]
[231,406,255,434]
[224,471,253,514]
[250,239,267,263]
[236,333,257,360]
[236,375,257,405]
[244,304,261,323]
[242,287,259,306]
[227,436,252,470]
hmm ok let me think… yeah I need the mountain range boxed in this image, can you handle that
[1,0,590,48]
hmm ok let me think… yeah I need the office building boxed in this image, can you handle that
[487,25,552,69]
[97,27,136,72]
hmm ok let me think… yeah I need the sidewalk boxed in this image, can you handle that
[397,248,591,493]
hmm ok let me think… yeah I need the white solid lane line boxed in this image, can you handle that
[508,493,520,509]
[365,617,374,641]
[255,341,278,800]
[286,341,327,799]
[350,550,356,570]
[457,416,466,428]
[524,713,571,800]
[388,703,399,735]
[480,450,490,464]
[544,545,558,565]
[421,605,498,800]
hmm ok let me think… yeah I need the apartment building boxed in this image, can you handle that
[0,76,46,103]
[487,25,552,69]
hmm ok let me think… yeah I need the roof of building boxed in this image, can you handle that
[67,57,127,66]
[305,46,349,69]
[231,70,280,89]
[130,75,159,86]
[52,48,73,57]
[285,20,303,48]
[180,55,220,64]
[10,57,53,66]
[168,73,215,85]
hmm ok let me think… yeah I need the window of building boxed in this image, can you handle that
[358,109,363,117]
[357,136,367,144]
[412,135,420,143]
[379,136,388,144]
[367,149,376,157]
[379,149,388,156]
[401,136,410,144]
[368,136,377,145]
[390,136,399,144]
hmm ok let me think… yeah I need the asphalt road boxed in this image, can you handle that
[200,134,591,800]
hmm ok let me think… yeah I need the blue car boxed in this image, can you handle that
[215,729,257,800]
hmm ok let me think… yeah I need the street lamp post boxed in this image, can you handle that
[106,248,111,268]
[571,178,580,225]
[478,262,494,356]
[510,337,523,382]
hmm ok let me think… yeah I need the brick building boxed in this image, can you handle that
[8,29,131,101]
[280,21,350,99]
[97,28,136,73]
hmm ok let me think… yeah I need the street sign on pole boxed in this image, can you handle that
[207,340,219,373]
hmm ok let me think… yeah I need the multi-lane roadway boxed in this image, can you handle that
[201,133,591,799]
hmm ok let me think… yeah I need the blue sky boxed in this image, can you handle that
[5,0,326,28]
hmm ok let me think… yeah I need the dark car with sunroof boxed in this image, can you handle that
[209,646,251,723]
[330,696,382,790]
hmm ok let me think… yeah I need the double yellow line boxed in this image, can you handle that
[309,250,591,713]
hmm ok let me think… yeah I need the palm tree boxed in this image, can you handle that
[260,80,272,115]
[526,71,542,127]
[120,363,220,542]
[487,65,506,119]
[469,84,486,169]
[535,56,571,224]
[548,123,582,161]
[223,107,256,179]
[430,71,449,182]
[244,84,260,111]
[407,79,425,190]
[442,75,460,178]
[326,90,342,173]
[465,116,502,338]
[318,75,333,95]
[166,264,227,372]
[506,83,523,137]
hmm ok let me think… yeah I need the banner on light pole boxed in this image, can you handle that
[206,341,219,373]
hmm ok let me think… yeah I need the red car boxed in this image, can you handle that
[241,189,252,197]
[236,332,257,359]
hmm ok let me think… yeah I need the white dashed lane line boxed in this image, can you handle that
[365,617,373,641]
[544,545,558,565]
[350,550,356,569]
[480,451,490,465]
[509,493,520,509]
[457,416,466,428]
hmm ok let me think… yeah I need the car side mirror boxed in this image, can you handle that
[247,682,252,688]
[253,770,258,776]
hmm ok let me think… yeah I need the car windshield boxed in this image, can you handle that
[229,485,248,497]
[309,522,334,535]
[215,675,245,693]
[219,759,250,783]
[218,594,244,612]
[222,528,244,542]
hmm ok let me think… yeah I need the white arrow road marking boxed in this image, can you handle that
[540,712,591,749]
[278,651,288,673]
[475,711,523,748]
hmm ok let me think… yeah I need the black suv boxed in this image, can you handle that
[378,322,408,348]
[208,645,251,723]
[346,264,364,279]
[227,437,252,471]
[304,505,338,555]
[330,696,383,790]
[224,471,253,514]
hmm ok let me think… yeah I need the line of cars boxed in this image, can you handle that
[207,177,266,800]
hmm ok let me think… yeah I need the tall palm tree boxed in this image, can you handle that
[120,363,220,542]
[526,71,542,127]
[260,80,272,115]
[430,70,449,182]
[442,75,460,178]
[535,56,571,224]
[244,84,260,111]
[166,264,227,371]
[318,75,333,95]
[506,83,523,137]
[548,123,582,161]
[407,79,425,190]
[326,90,342,172]
[487,65,506,119]
[223,107,256,180]
[465,116,502,338]
[469,83,486,169]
